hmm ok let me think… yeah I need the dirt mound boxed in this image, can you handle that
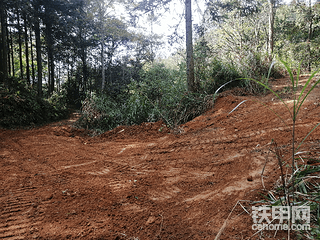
[1,76,319,239]
[99,120,170,141]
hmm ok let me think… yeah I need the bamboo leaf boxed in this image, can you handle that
[279,59,294,87]
[296,61,303,89]
[213,79,236,100]
[296,73,320,116]
[296,122,320,152]
[228,100,247,115]
[267,60,276,80]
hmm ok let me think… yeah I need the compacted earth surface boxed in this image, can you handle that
[1,76,320,240]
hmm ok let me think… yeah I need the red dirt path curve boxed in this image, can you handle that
[1,77,320,239]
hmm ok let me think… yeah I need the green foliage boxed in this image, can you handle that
[193,38,242,94]
[63,74,85,109]
[205,1,271,76]
[0,78,68,128]
[76,63,211,132]
[275,2,320,71]
[193,38,282,95]
[268,163,320,239]
[203,0,298,85]
[197,24,283,94]
[199,57,242,94]
[76,93,124,133]
[125,63,210,128]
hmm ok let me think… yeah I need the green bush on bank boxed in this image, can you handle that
[78,63,212,132]
[76,93,125,133]
[77,55,283,133]
[0,79,69,128]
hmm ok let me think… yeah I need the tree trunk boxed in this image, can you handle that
[34,3,42,96]
[24,14,30,84]
[57,61,60,92]
[98,3,106,91]
[101,38,105,91]
[268,0,275,61]
[185,0,196,92]
[30,29,35,85]
[80,26,87,93]
[307,0,313,72]
[49,50,55,93]
[45,19,55,94]
[17,9,24,79]
[6,25,11,76]
[10,28,15,77]
[0,3,8,86]
[307,23,312,72]
[108,41,115,85]
[82,49,87,93]
[48,61,51,93]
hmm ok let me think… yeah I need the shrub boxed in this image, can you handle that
[128,63,210,127]
[76,93,125,133]
[0,79,68,128]
[76,63,211,132]
[199,58,242,94]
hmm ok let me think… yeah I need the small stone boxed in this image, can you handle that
[145,216,156,225]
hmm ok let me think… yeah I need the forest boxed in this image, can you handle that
[1,0,320,130]
[2,1,320,239]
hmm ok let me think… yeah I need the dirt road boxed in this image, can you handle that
[1,77,320,239]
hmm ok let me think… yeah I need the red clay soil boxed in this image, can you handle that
[1,76,320,240]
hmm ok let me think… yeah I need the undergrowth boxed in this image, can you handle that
[77,64,212,132]
[0,79,69,128]
[77,57,280,133]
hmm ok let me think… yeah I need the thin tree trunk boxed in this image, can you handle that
[0,3,8,86]
[101,38,105,91]
[6,25,11,76]
[150,9,155,62]
[50,57,54,92]
[108,41,115,86]
[307,0,313,72]
[17,9,24,79]
[24,14,30,84]
[48,61,51,93]
[10,28,14,77]
[80,27,87,93]
[98,3,105,92]
[34,4,42,96]
[48,53,55,94]
[30,29,35,85]
[185,0,195,92]
[268,0,275,61]
[46,22,55,94]
[57,61,60,92]
[307,24,312,72]
[82,49,87,93]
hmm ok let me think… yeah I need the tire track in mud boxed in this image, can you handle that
[86,161,131,175]
[86,161,134,193]
[65,117,308,205]
[0,186,53,239]
[126,120,303,204]
[4,138,57,175]
[0,138,54,240]
[150,122,316,156]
